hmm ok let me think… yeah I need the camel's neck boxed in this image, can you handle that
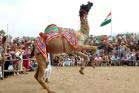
[80,14,89,36]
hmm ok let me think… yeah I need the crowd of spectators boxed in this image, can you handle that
[0,32,139,79]
[53,33,139,67]
[0,35,37,79]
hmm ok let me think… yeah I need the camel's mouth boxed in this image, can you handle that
[79,1,93,17]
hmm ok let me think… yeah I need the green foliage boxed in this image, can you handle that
[0,29,5,36]
[30,37,35,40]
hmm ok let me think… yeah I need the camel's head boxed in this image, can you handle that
[79,1,93,17]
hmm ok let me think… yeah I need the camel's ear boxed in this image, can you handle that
[2,36,7,44]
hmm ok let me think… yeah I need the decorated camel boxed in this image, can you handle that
[31,1,96,93]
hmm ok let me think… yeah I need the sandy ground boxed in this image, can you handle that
[0,66,139,93]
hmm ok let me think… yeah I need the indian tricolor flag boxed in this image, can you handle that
[100,12,112,27]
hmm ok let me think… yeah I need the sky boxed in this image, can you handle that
[0,0,138,38]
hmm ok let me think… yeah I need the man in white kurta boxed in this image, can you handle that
[44,53,52,82]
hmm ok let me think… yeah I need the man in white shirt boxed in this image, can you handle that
[44,53,52,82]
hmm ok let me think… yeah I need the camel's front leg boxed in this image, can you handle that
[35,54,55,93]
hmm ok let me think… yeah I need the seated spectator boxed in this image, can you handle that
[28,60,35,71]
[30,59,38,69]
[121,54,129,65]
[111,54,120,66]
[63,56,71,66]
[57,56,64,67]
[70,56,75,66]
[102,54,110,66]
[53,56,59,66]
[94,54,103,66]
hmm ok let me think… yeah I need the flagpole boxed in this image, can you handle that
[6,24,8,46]
[7,24,8,37]
[5,24,8,53]
[110,11,112,36]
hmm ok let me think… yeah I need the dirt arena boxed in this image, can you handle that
[0,66,139,93]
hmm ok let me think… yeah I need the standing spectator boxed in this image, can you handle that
[10,48,19,75]
[15,49,24,73]
[23,47,30,72]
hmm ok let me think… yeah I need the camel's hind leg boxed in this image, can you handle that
[76,45,97,75]
[75,51,89,75]
[35,55,55,93]
[80,45,97,68]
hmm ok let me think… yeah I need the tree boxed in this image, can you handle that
[0,30,5,36]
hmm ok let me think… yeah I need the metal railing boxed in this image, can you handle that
[0,58,36,80]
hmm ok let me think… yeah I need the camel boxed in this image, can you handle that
[31,1,96,93]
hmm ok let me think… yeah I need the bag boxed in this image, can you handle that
[8,65,14,71]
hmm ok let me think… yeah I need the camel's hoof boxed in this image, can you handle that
[79,70,84,75]
[48,91,56,93]
[45,78,49,83]
[92,66,95,69]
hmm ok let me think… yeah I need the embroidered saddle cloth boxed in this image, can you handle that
[44,24,78,48]
[35,37,47,59]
